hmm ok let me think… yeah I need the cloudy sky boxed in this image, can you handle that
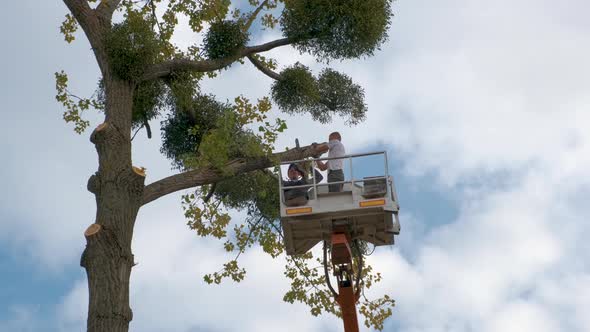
[1,0,589,331]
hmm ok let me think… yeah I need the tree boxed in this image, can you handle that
[57,1,395,331]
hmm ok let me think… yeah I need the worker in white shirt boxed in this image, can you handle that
[316,132,346,192]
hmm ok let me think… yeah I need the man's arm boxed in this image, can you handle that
[314,143,330,171]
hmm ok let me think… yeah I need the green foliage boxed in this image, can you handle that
[161,94,230,169]
[132,80,166,128]
[357,265,396,330]
[105,11,162,81]
[214,170,281,220]
[194,116,238,169]
[204,260,246,284]
[60,14,78,43]
[281,0,392,60]
[317,68,367,125]
[283,253,340,317]
[261,13,280,29]
[54,71,103,134]
[183,177,283,284]
[183,190,232,238]
[272,64,367,124]
[96,78,166,129]
[162,93,285,171]
[204,20,250,59]
[165,71,201,113]
[234,96,286,154]
[271,63,319,113]
[166,0,232,33]
[160,111,196,169]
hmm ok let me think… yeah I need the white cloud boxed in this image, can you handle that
[0,305,41,332]
[366,155,590,331]
[57,279,87,332]
[358,0,590,185]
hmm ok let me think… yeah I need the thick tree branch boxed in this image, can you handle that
[244,0,269,31]
[63,0,109,74]
[96,0,123,20]
[142,143,326,206]
[63,0,93,26]
[247,55,282,81]
[141,38,294,81]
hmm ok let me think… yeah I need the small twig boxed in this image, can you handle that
[292,256,323,293]
[148,0,165,36]
[233,216,263,261]
[267,221,325,293]
[65,89,88,101]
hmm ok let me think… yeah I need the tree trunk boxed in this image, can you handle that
[81,78,142,332]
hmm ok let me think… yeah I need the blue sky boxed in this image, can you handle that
[1,0,590,331]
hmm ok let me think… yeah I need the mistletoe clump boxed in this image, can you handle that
[204,20,250,59]
[105,12,161,81]
[272,64,367,124]
[271,63,319,113]
[161,94,272,170]
[316,68,367,125]
[131,80,166,128]
[96,79,165,129]
[281,0,393,61]
[160,94,230,169]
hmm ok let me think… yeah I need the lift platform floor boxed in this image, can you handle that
[281,207,398,256]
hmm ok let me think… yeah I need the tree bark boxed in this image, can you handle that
[81,78,143,332]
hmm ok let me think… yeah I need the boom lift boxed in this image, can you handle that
[279,151,400,332]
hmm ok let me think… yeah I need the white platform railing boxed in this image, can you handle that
[279,151,393,204]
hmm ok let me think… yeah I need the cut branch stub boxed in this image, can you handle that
[95,122,108,132]
[87,174,99,194]
[90,122,110,144]
[132,166,146,177]
[85,223,102,238]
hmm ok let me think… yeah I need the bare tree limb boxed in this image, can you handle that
[141,38,294,81]
[247,55,282,81]
[244,0,269,31]
[96,0,123,20]
[142,143,326,206]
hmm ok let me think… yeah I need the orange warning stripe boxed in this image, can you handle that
[359,199,386,207]
[286,207,313,215]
